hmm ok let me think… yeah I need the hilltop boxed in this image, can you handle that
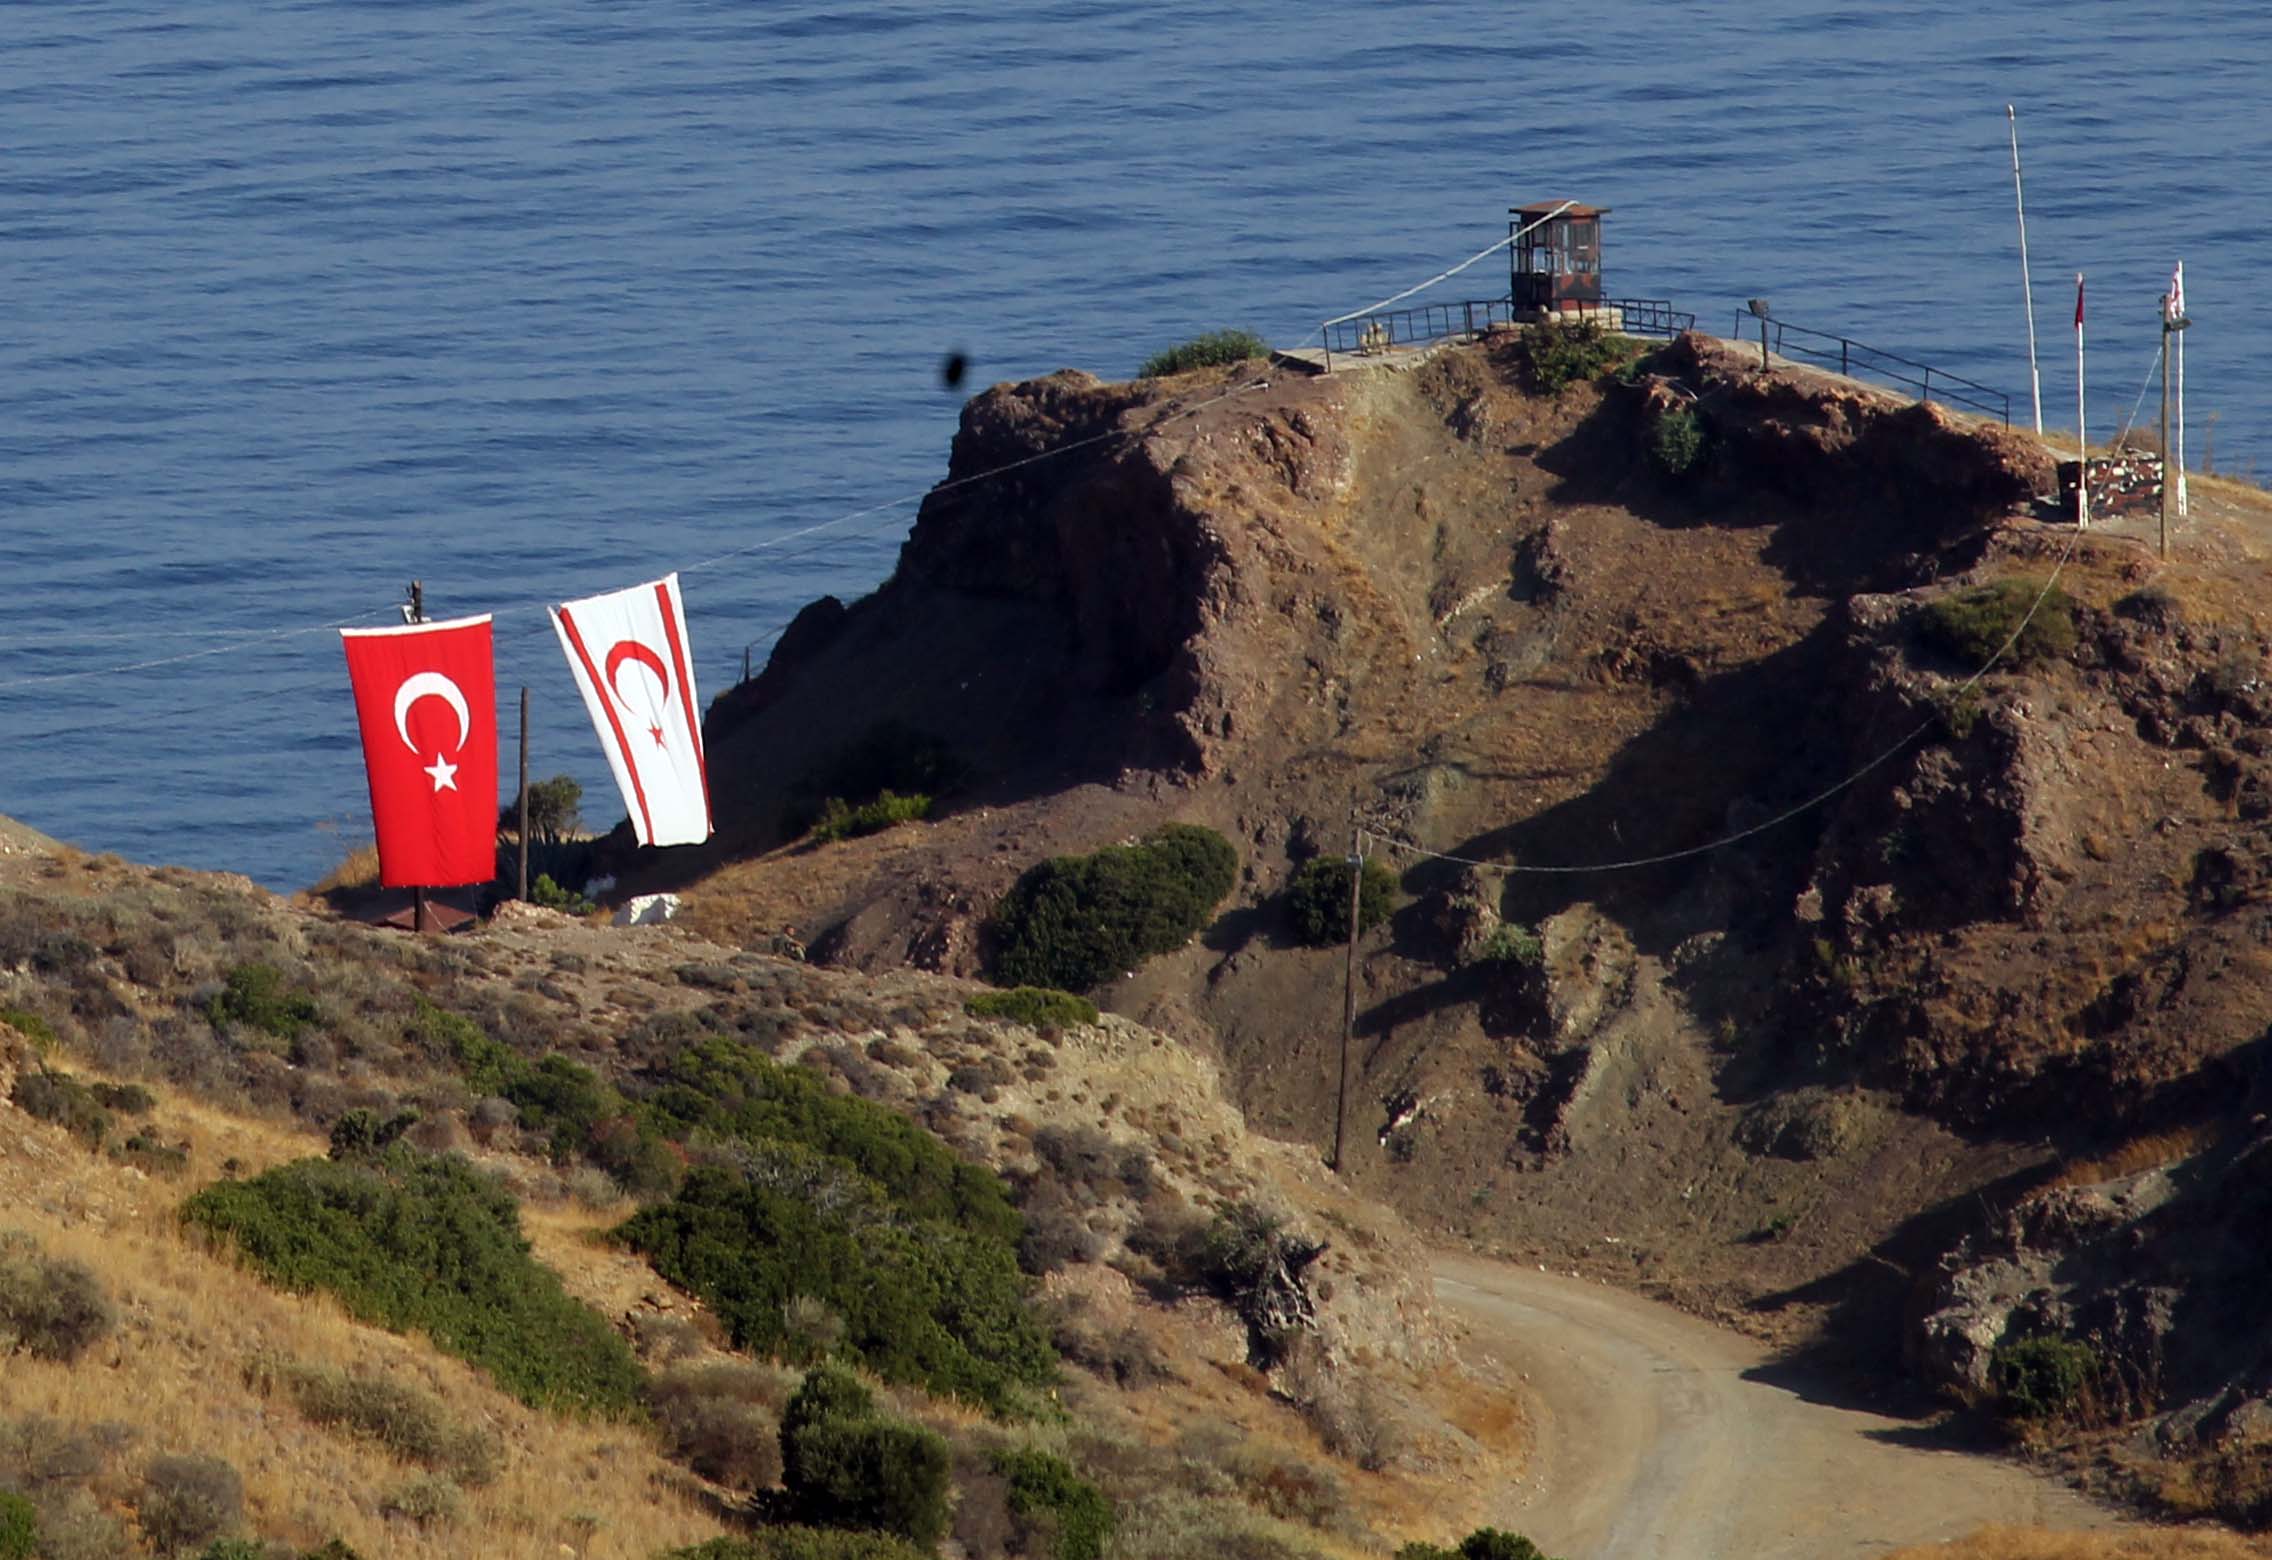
[658,322,2272,1529]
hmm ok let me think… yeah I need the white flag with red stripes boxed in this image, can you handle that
[549,573,713,847]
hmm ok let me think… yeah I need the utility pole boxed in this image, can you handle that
[2161,300,2192,560]
[517,686,531,902]
[1331,814,1362,1175]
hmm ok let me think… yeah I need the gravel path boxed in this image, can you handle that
[1434,1253,2138,1559]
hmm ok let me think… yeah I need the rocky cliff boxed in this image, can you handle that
[682,324,2272,1518]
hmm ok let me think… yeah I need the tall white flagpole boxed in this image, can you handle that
[2175,261,2188,518]
[2075,272,2088,529]
[2008,106,2045,435]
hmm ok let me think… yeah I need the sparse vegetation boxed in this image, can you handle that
[13,1069,112,1150]
[1513,321,1639,393]
[0,1008,56,1053]
[245,1354,501,1485]
[810,790,933,844]
[1396,1530,1564,1560]
[1140,330,1271,378]
[1467,922,1542,968]
[989,825,1238,991]
[648,1363,789,1492]
[1989,1334,2100,1422]
[528,873,597,915]
[137,1453,244,1555]
[183,1149,644,1415]
[1920,577,2077,670]
[1648,406,1704,475]
[0,1232,113,1363]
[206,962,322,1040]
[964,987,1099,1030]
[1285,857,1396,947]
[663,1532,928,1560]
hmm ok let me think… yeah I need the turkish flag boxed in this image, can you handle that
[549,574,712,847]
[340,616,499,887]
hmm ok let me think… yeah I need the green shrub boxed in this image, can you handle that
[782,1364,876,1455]
[183,1149,643,1415]
[502,1055,623,1162]
[0,1230,114,1362]
[90,1081,155,1115]
[408,1000,525,1098]
[1990,1334,2100,1421]
[1468,923,1542,968]
[198,1542,266,1560]
[1921,577,2077,670]
[1285,857,1397,947]
[638,1041,1020,1244]
[663,1532,928,1560]
[1649,407,1704,475]
[810,791,933,844]
[206,963,321,1039]
[964,988,1099,1030]
[621,1154,1052,1413]
[786,1416,951,1547]
[0,1491,34,1560]
[1513,322,1637,393]
[1140,330,1270,378]
[995,1447,1114,1560]
[528,873,596,915]
[252,1356,501,1485]
[14,1069,110,1149]
[1396,1531,1562,1560]
[138,1453,243,1555]
[0,1008,55,1054]
[989,824,1238,991]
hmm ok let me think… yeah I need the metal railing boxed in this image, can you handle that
[1733,314,2011,425]
[1320,296,1695,367]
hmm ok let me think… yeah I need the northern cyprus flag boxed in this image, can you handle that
[550,574,713,847]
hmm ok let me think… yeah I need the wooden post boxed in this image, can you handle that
[1331,820,1362,1174]
[408,580,429,933]
[517,686,531,901]
[1759,314,1770,372]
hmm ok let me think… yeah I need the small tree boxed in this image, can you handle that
[502,775,583,844]
[1286,857,1397,946]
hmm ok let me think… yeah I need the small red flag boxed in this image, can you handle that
[2074,273,2085,328]
[341,616,499,887]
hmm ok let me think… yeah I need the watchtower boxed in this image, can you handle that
[1510,201,1608,320]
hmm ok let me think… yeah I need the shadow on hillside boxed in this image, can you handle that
[1418,621,1849,958]
[1528,372,1989,598]
[1738,1158,2064,1416]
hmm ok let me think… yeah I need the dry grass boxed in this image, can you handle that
[309,842,381,896]
[1883,1525,2272,1559]
[0,1094,721,1559]
[2037,1123,2219,1194]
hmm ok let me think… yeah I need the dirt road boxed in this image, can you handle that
[1434,1253,2136,1559]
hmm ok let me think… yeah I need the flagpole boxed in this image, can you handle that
[408,579,429,935]
[2008,106,2045,435]
[2175,261,2188,518]
[2075,273,2088,529]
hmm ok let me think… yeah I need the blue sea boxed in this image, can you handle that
[5,0,2269,889]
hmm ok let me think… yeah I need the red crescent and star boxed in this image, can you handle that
[604,639,672,747]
